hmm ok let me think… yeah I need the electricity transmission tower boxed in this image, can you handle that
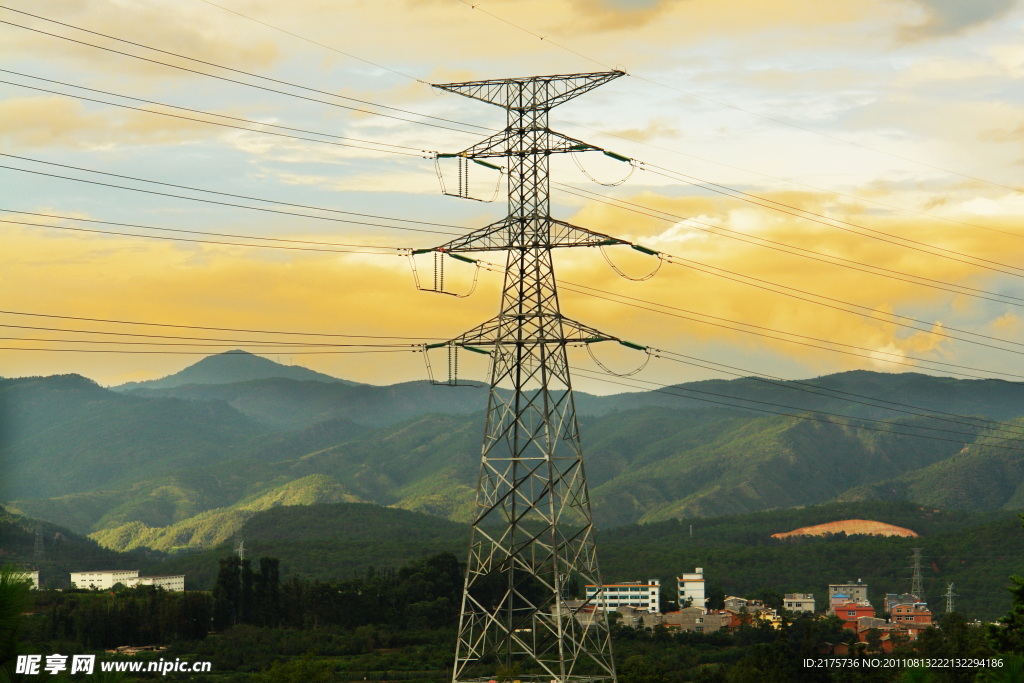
[944,583,958,613]
[909,548,925,602]
[33,522,44,562]
[422,71,635,683]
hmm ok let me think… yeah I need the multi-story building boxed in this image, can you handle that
[14,570,40,590]
[70,570,185,592]
[884,593,920,614]
[832,601,876,631]
[137,575,185,592]
[890,602,932,626]
[677,568,706,608]
[586,579,660,613]
[829,580,868,603]
[70,570,141,591]
[784,593,815,613]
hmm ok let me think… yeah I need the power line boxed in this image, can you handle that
[0,336,419,348]
[0,346,419,355]
[1,154,462,229]
[564,277,1024,358]
[193,0,424,83]
[0,14,488,136]
[574,362,1022,443]
[0,209,409,251]
[570,367,1024,452]
[0,164,465,237]
[558,118,1024,242]
[555,182,1024,306]
[0,322,441,343]
[2,218,407,255]
[650,350,1024,439]
[452,0,1021,194]
[0,74,429,157]
[174,0,1022,242]
[0,309,442,339]
[560,283,1024,381]
[640,164,1024,278]
[0,68,424,150]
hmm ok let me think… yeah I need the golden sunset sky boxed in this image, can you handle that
[1,0,1023,391]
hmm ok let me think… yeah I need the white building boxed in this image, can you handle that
[14,570,40,590]
[586,580,660,613]
[71,570,140,591]
[784,593,815,613]
[137,575,185,592]
[70,570,185,592]
[677,568,706,608]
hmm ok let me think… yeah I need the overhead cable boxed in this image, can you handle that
[0,163,466,237]
[452,0,1021,194]
[571,367,1024,451]
[558,118,1024,242]
[0,309,442,339]
[0,74,428,157]
[555,182,1024,304]
[560,284,1024,381]
[0,14,487,135]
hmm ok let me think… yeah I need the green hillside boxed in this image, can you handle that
[838,431,1024,510]
[0,374,269,501]
[89,474,365,552]
[125,377,495,429]
[113,349,358,391]
[15,405,1024,552]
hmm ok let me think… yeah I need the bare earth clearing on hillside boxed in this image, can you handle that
[771,519,919,539]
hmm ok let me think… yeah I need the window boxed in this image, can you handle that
[847,611,856,616]
[697,618,703,623]
[696,626,704,632]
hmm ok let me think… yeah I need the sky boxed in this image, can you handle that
[1,0,1023,392]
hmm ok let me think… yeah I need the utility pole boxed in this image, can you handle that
[910,548,925,603]
[944,583,958,613]
[422,71,637,683]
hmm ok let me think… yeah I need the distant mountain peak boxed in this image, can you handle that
[113,350,358,392]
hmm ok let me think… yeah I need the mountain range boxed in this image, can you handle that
[3,350,1024,556]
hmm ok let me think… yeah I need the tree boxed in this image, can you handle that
[989,515,1024,655]
[990,575,1024,655]
[0,564,33,683]
[706,581,726,611]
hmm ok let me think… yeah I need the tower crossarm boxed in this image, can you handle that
[438,316,624,349]
[444,129,602,160]
[429,217,626,254]
[432,71,625,111]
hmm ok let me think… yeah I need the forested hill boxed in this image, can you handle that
[113,349,358,391]
[7,366,1024,551]
[0,374,268,501]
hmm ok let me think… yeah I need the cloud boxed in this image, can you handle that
[900,0,1019,40]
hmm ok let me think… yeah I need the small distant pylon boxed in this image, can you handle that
[234,539,245,563]
[33,522,44,562]
[944,583,958,613]
[909,548,925,602]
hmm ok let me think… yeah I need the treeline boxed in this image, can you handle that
[212,552,463,632]
[24,551,463,652]
[35,585,212,648]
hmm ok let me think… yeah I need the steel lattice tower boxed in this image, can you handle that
[423,71,628,683]
[910,548,925,602]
